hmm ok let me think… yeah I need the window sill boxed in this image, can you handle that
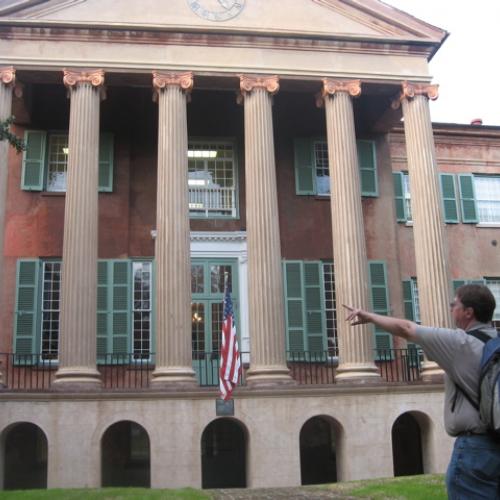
[41,191,65,197]
[476,223,500,228]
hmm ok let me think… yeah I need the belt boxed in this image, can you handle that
[456,431,486,437]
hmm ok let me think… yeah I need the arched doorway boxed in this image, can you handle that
[101,420,150,487]
[300,416,338,485]
[201,418,246,489]
[3,422,48,490]
[392,412,424,476]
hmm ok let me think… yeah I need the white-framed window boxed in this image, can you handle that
[132,262,153,360]
[322,262,338,355]
[41,261,61,360]
[403,173,413,222]
[411,277,421,323]
[46,135,69,192]
[474,176,500,223]
[314,141,330,196]
[485,278,500,322]
[188,141,237,218]
[21,131,114,193]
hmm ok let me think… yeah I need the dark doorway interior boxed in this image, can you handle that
[4,422,48,490]
[101,420,150,487]
[392,413,424,476]
[300,416,337,485]
[201,418,246,489]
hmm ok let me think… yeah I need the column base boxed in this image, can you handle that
[420,360,445,383]
[150,366,198,389]
[245,365,295,388]
[334,362,381,384]
[52,367,102,390]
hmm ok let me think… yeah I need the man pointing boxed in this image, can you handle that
[344,284,500,499]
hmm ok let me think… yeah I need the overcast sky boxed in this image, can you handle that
[383,0,500,126]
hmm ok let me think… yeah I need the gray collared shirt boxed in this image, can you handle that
[414,323,497,436]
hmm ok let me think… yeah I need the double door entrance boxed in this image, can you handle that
[191,259,238,385]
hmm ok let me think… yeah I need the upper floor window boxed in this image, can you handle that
[394,173,500,225]
[314,141,330,195]
[47,135,69,192]
[188,141,238,218]
[474,176,500,223]
[403,277,420,323]
[403,172,413,222]
[294,138,378,197]
[21,131,114,193]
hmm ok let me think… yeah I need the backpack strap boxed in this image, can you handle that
[452,329,490,412]
[467,329,491,344]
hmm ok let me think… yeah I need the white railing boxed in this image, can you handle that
[188,186,236,217]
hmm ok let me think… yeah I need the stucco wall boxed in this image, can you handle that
[0,385,452,489]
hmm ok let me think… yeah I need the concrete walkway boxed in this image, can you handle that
[210,486,357,499]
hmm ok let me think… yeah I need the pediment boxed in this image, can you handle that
[0,0,446,44]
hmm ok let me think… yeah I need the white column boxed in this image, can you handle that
[53,69,105,388]
[239,75,292,386]
[0,67,15,356]
[151,71,196,387]
[321,79,380,382]
[396,81,449,378]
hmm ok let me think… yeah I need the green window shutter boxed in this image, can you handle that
[357,140,378,197]
[402,279,415,321]
[98,133,114,192]
[368,261,393,357]
[303,262,327,354]
[283,261,306,354]
[111,260,130,357]
[13,259,40,361]
[440,174,459,223]
[458,174,478,223]
[393,172,407,222]
[21,131,46,191]
[97,260,110,362]
[294,138,316,195]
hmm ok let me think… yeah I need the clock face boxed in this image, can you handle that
[187,0,246,22]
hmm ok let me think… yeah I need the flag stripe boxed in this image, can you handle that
[219,285,241,400]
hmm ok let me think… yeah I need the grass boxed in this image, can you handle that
[0,488,210,500]
[324,474,447,499]
[0,475,447,499]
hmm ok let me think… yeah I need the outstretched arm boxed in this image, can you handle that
[343,304,419,341]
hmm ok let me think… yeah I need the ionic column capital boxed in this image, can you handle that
[63,68,105,88]
[392,81,439,109]
[239,74,279,95]
[317,78,361,107]
[152,71,193,102]
[0,66,15,87]
[63,69,106,100]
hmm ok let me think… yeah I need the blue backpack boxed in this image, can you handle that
[456,330,500,436]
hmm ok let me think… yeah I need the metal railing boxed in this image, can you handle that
[0,349,424,391]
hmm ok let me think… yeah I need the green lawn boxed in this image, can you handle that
[0,475,447,499]
[326,474,447,499]
[0,488,209,500]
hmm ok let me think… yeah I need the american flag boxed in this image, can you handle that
[219,284,241,400]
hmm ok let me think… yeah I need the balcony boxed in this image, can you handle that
[0,349,424,391]
[188,185,236,217]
